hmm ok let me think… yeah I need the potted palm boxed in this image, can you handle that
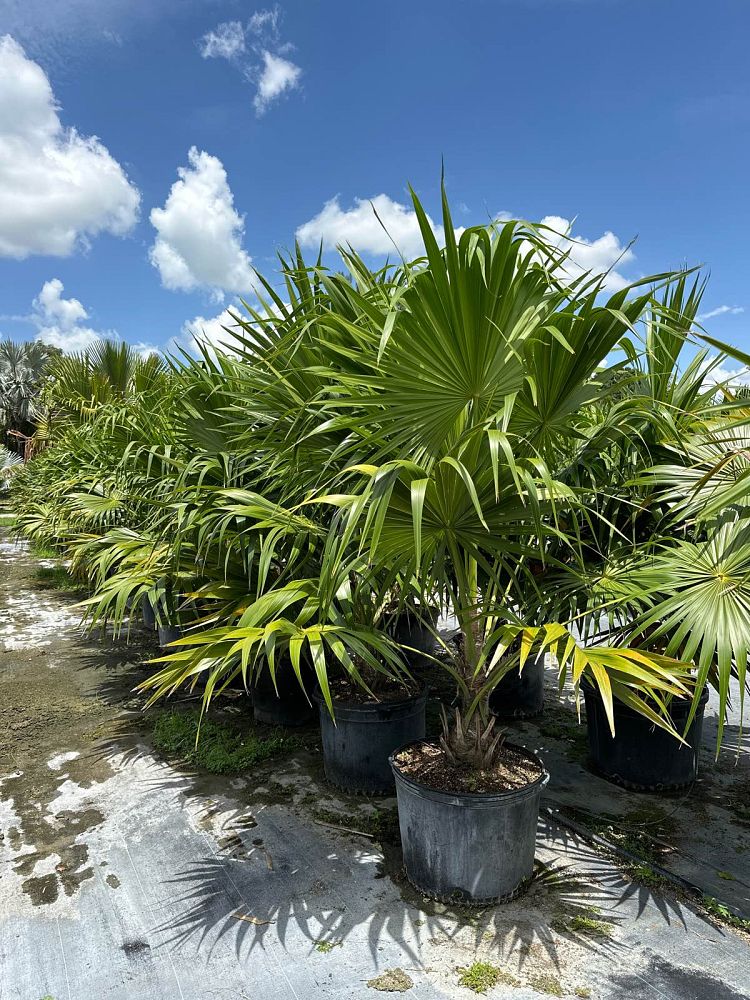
[305,188,697,902]
[538,285,750,790]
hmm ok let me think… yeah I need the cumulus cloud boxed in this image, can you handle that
[698,304,744,321]
[199,21,245,60]
[254,50,302,114]
[196,8,301,115]
[296,194,446,259]
[179,307,245,355]
[32,279,112,353]
[0,35,140,259]
[149,147,255,296]
[704,364,750,388]
[297,195,636,288]
[537,215,634,292]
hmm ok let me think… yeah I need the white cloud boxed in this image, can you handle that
[248,8,281,37]
[698,305,744,321]
[704,363,750,388]
[32,278,112,353]
[197,9,301,116]
[538,216,634,292]
[253,50,302,114]
[297,195,637,288]
[0,35,140,259]
[199,21,245,60]
[149,147,255,296]
[296,194,446,259]
[179,307,245,356]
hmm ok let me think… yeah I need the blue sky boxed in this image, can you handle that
[0,0,748,357]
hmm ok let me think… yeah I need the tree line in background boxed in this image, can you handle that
[6,189,750,767]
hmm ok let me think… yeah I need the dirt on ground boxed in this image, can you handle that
[0,535,155,905]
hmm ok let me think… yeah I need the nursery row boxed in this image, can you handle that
[9,187,750,903]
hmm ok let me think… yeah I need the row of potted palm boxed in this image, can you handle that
[10,186,750,904]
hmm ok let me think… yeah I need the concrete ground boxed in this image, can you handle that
[1,531,750,1000]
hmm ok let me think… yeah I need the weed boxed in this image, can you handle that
[574,989,592,999]
[457,961,519,993]
[314,940,341,953]
[622,862,670,892]
[717,870,735,881]
[150,710,303,775]
[527,972,564,996]
[703,896,750,933]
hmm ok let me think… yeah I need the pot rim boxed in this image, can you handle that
[314,685,428,715]
[389,738,549,805]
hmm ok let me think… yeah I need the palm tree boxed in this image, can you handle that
[141,188,696,756]
[0,339,59,453]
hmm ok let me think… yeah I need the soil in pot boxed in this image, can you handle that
[489,655,545,719]
[390,740,548,904]
[253,659,316,727]
[317,680,427,795]
[584,684,710,792]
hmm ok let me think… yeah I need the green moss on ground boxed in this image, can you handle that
[552,905,613,938]
[150,709,304,775]
[457,962,519,993]
[314,940,341,953]
[527,972,564,996]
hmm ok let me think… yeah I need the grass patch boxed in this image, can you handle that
[0,513,16,527]
[34,565,87,593]
[457,962,519,993]
[574,989,592,999]
[30,540,62,559]
[527,972,564,996]
[150,709,304,775]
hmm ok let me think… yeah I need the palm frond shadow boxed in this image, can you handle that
[539,813,728,934]
[143,811,637,973]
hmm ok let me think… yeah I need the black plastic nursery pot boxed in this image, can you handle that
[390,607,440,668]
[252,660,316,727]
[157,622,182,648]
[141,596,156,630]
[390,741,549,904]
[490,655,545,719]
[584,683,710,792]
[316,688,428,795]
